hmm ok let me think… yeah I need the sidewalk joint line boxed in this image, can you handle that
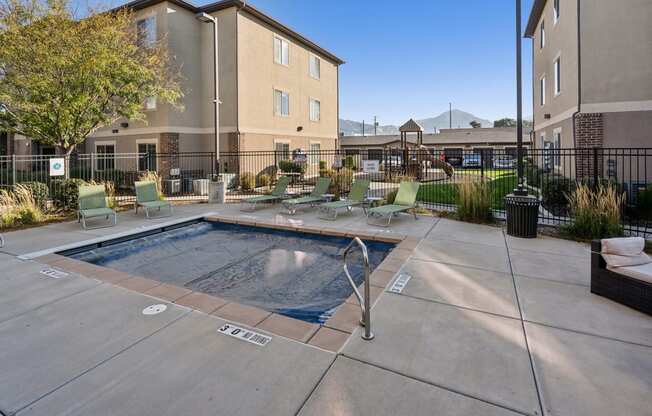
[502,229,545,416]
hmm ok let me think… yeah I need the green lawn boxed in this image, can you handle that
[417,175,518,209]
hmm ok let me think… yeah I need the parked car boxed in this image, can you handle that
[493,156,516,169]
[461,154,482,168]
[380,156,403,170]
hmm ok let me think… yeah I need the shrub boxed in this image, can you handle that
[385,189,398,205]
[319,160,327,170]
[21,182,49,208]
[322,168,354,198]
[51,178,87,210]
[0,184,45,229]
[541,175,574,207]
[456,181,492,223]
[258,173,271,188]
[563,183,624,239]
[344,156,357,170]
[278,160,305,174]
[523,161,542,187]
[240,172,256,191]
[635,184,652,220]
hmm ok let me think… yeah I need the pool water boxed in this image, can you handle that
[69,221,394,323]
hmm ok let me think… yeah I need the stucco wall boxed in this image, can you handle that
[580,0,652,105]
[236,10,338,143]
[531,0,579,133]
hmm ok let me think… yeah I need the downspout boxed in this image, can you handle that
[571,0,581,147]
[235,3,242,152]
[336,64,340,150]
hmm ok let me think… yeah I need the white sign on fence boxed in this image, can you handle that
[363,160,380,173]
[49,158,65,177]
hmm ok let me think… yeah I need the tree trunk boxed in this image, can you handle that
[64,146,75,179]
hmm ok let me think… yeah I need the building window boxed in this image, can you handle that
[553,129,562,167]
[540,76,546,106]
[309,142,320,164]
[137,16,156,47]
[273,36,289,66]
[309,98,320,122]
[144,96,157,111]
[367,148,383,161]
[553,0,560,23]
[309,55,320,79]
[540,20,545,49]
[95,142,115,171]
[275,141,290,161]
[554,57,561,95]
[274,89,289,116]
[138,142,157,171]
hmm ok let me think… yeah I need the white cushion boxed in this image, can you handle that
[601,237,645,256]
[607,263,652,285]
[601,237,651,267]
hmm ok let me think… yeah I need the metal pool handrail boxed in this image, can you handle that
[342,237,374,341]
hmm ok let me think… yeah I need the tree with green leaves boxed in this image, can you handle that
[0,0,182,158]
[493,118,517,128]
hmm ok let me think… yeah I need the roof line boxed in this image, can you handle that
[525,0,546,38]
[113,0,344,64]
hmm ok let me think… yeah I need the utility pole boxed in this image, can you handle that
[449,103,452,129]
[374,116,377,136]
[362,120,365,136]
[515,0,526,195]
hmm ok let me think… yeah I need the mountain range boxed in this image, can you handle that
[339,110,493,136]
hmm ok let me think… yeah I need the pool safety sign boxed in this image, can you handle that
[40,268,69,279]
[49,158,65,176]
[218,323,272,347]
[363,160,380,173]
[389,273,412,294]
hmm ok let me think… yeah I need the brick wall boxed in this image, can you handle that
[159,133,179,177]
[574,113,604,180]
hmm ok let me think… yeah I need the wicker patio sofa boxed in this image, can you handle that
[591,238,652,316]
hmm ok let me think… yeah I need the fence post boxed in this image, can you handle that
[11,154,16,187]
[593,147,599,188]
[480,151,485,181]
[91,153,95,182]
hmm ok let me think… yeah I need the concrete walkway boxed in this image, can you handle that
[1,203,650,416]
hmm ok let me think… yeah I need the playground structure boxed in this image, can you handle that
[392,119,455,181]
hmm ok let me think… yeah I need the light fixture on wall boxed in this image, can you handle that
[296,126,303,132]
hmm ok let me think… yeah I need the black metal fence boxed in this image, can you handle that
[2,148,652,235]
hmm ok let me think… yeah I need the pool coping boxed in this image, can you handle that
[32,214,418,352]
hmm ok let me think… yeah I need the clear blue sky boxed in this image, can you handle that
[81,0,535,126]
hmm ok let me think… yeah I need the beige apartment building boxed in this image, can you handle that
[3,0,342,166]
[525,0,652,178]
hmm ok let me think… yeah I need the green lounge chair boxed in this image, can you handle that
[281,177,331,215]
[367,181,420,227]
[318,179,370,220]
[240,176,291,211]
[135,181,172,219]
[78,184,117,229]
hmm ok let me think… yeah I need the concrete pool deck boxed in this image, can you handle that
[1,202,651,415]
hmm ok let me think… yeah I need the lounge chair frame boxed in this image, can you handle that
[240,176,291,212]
[366,206,418,227]
[281,177,331,215]
[366,182,420,227]
[135,181,173,219]
[318,180,370,221]
[78,185,117,230]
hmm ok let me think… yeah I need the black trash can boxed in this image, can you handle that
[505,194,540,238]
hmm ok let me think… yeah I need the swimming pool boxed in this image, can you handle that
[66,221,394,323]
